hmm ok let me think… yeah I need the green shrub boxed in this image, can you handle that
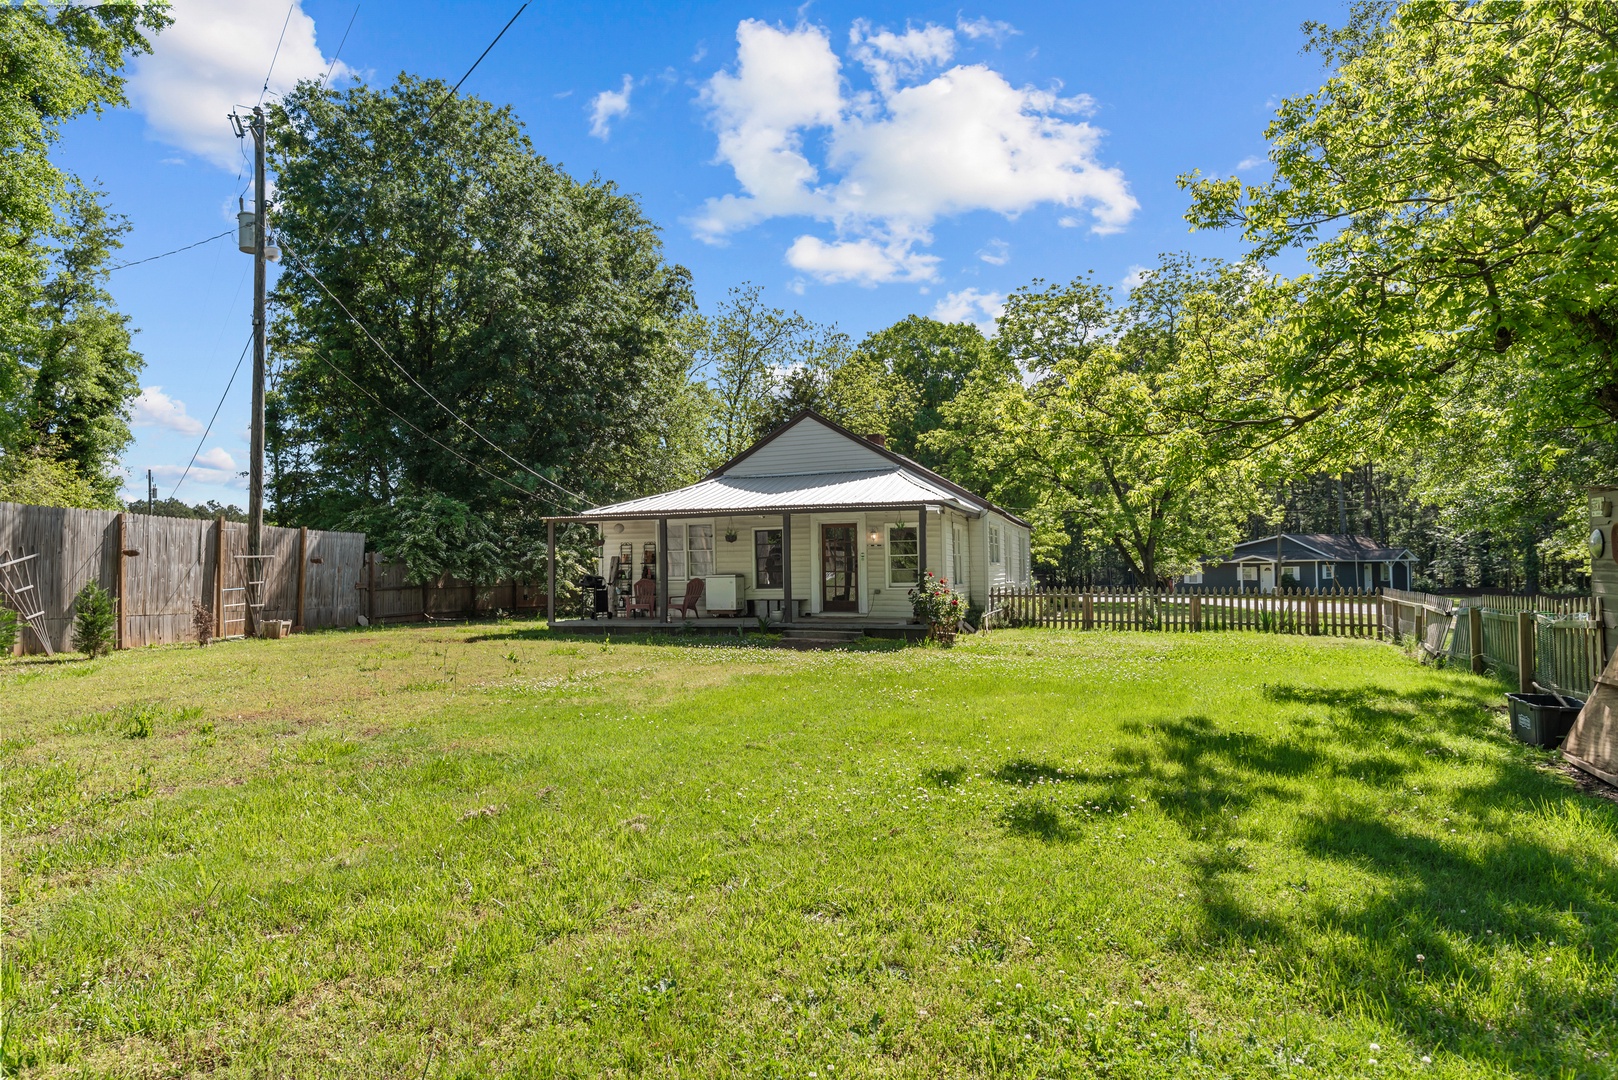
[72,581,117,658]
[0,606,18,656]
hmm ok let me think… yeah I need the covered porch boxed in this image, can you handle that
[542,502,954,631]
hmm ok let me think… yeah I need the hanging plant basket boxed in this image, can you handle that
[724,528,739,543]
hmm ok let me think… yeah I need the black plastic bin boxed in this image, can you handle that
[1505,693,1584,749]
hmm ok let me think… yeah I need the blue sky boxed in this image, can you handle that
[54,0,1341,508]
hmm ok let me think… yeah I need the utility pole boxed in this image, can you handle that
[147,469,155,515]
[230,105,270,635]
[249,105,267,622]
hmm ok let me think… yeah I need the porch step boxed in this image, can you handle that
[779,626,865,649]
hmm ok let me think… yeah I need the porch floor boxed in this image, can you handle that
[550,616,925,635]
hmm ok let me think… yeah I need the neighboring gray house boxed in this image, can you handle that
[1187,534,1418,592]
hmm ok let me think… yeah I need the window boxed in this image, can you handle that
[668,523,713,579]
[1184,571,1204,584]
[989,524,1001,564]
[1240,565,1258,582]
[754,529,782,588]
[687,524,713,578]
[1021,534,1030,583]
[1320,563,1334,581]
[888,525,919,585]
[951,524,967,589]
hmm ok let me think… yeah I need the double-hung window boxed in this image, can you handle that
[888,525,919,585]
[668,523,714,580]
[754,528,783,588]
[951,524,967,587]
[1240,565,1258,583]
[989,524,1001,565]
[1320,563,1335,582]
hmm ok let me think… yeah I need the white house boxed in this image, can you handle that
[543,410,1031,631]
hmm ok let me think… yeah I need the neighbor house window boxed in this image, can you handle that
[668,523,714,579]
[1320,563,1334,581]
[1184,571,1203,584]
[754,528,782,588]
[1240,565,1258,583]
[989,524,1001,564]
[888,525,919,585]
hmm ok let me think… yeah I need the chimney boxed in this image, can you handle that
[865,433,887,447]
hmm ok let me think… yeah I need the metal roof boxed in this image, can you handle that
[569,467,984,520]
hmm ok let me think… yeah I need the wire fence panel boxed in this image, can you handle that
[1535,614,1600,698]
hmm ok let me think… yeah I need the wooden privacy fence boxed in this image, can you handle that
[986,586,1384,636]
[0,501,364,655]
[358,553,547,624]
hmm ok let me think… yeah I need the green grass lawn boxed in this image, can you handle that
[3,623,1615,1078]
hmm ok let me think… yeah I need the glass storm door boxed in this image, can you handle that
[821,523,859,612]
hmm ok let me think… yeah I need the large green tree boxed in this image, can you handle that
[1181,0,1618,579]
[849,316,1009,473]
[267,75,697,559]
[1,1,167,506]
[933,260,1282,585]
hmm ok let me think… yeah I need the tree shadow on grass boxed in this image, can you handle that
[1148,683,1615,1071]
[979,679,1618,1072]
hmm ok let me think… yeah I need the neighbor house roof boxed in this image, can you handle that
[1224,533,1417,563]
[561,409,1030,526]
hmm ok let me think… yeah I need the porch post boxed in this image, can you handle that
[917,505,928,581]
[657,518,669,622]
[780,512,793,625]
[546,520,556,629]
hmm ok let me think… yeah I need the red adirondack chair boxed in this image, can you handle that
[626,576,657,617]
[670,577,704,619]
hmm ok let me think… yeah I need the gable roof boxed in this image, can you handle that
[1227,533,1417,563]
[707,409,1029,526]
[565,410,1030,526]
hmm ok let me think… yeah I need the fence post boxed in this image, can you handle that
[115,511,128,650]
[1415,604,1425,650]
[1469,607,1484,675]
[1190,593,1201,631]
[295,525,308,632]
[1516,610,1534,695]
[215,515,226,639]
[1083,590,1093,630]
[366,551,378,624]
[1307,596,1318,636]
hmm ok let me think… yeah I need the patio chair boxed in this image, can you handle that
[670,577,704,619]
[626,576,657,617]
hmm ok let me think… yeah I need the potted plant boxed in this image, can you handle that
[724,527,739,543]
[909,570,966,646]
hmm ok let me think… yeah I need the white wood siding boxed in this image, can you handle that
[723,418,893,476]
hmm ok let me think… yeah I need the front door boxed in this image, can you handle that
[821,523,859,612]
[1259,564,1275,593]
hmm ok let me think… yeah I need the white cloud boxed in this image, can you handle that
[131,387,204,435]
[785,234,939,285]
[1120,264,1149,291]
[931,287,1005,334]
[957,15,1020,43]
[149,447,242,489]
[130,0,350,170]
[1236,154,1266,171]
[694,19,1135,283]
[589,76,634,140]
[978,238,1010,266]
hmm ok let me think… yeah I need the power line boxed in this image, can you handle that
[281,249,589,508]
[171,335,252,499]
[257,1,297,106]
[426,3,528,122]
[108,229,233,272]
[322,3,360,85]
[306,350,555,504]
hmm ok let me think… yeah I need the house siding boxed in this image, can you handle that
[724,421,893,477]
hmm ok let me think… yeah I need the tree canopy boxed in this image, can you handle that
[266,75,698,560]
